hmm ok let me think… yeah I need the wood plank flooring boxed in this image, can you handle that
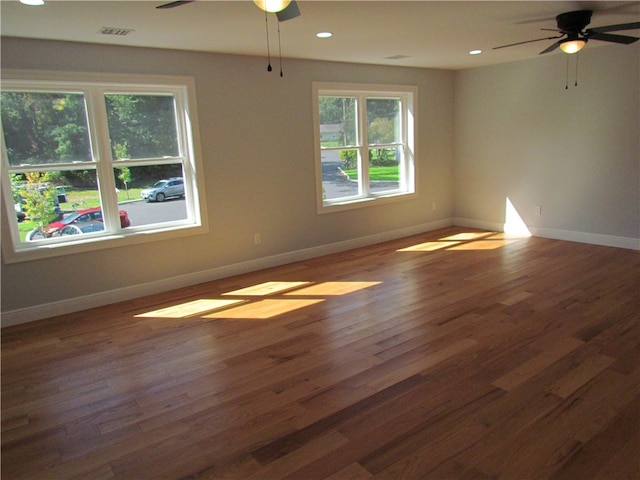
[2,227,638,480]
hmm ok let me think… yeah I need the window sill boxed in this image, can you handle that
[2,222,208,264]
[318,191,417,215]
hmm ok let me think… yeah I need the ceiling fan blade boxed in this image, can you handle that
[276,0,300,22]
[539,40,562,54]
[589,21,640,34]
[156,0,194,9]
[588,31,640,44]
[493,35,563,50]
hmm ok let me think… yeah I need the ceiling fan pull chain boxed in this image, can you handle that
[565,56,569,90]
[265,10,272,72]
[575,53,579,87]
[278,20,284,77]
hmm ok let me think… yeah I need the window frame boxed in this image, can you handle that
[1,70,208,264]
[312,82,417,214]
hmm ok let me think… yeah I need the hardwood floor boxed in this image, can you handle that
[2,227,638,480]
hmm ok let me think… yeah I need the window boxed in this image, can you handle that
[313,83,417,212]
[1,71,206,262]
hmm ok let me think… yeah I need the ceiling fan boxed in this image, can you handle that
[494,10,640,55]
[156,0,301,21]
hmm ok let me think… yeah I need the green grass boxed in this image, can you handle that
[63,188,144,208]
[342,166,399,181]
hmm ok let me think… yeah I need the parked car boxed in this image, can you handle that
[54,221,105,237]
[41,206,130,237]
[141,177,184,202]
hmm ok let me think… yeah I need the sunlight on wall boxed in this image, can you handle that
[504,197,532,237]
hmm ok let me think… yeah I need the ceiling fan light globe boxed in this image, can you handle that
[560,39,586,54]
[253,0,291,13]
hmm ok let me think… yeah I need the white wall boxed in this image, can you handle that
[454,44,640,248]
[1,38,455,324]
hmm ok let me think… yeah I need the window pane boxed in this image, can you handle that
[369,148,401,194]
[11,170,106,243]
[318,96,357,147]
[367,98,400,145]
[321,149,359,202]
[1,92,92,166]
[115,164,187,227]
[105,94,179,160]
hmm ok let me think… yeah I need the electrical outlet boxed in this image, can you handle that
[535,206,542,215]
[254,234,261,245]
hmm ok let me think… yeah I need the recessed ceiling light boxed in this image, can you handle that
[316,32,333,39]
[469,49,483,55]
[20,0,45,5]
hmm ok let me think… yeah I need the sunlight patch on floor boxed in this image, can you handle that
[284,281,381,296]
[134,281,380,320]
[135,298,246,318]
[397,240,463,252]
[397,230,528,252]
[222,281,312,296]
[447,236,520,250]
[204,299,325,320]
[440,232,496,242]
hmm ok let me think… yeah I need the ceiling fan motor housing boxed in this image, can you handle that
[556,10,592,33]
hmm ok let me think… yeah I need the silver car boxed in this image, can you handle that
[141,177,184,202]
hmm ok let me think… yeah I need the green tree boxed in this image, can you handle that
[368,117,397,166]
[0,92,91,165]
[105,94,179,159]
[117,166,132,200]
[19,172,60,240]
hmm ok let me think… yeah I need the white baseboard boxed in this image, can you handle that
[452,217,505,233]
[529,227,640,250]
[1,218,453,327]
[454,217,640,250]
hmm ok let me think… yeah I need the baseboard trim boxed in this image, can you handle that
[529,227,640,251]
[1,218,453,327]
[454,217,640,250]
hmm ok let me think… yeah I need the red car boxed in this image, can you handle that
[43,206,130,237]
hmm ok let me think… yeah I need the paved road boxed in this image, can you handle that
[120,197,187,227]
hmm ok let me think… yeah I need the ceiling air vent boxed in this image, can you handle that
[99,27,135,36]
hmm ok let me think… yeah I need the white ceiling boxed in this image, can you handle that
[1,0,639,70]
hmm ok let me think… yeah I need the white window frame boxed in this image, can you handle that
[312,82,417,214]
[0,70,208,263]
